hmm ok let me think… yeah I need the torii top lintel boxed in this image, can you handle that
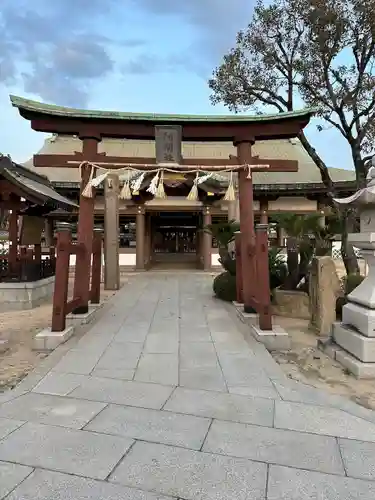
[10,95,314,142]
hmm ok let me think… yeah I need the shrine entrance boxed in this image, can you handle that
[151,212,200,269]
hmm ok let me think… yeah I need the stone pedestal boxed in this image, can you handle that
[332,236,375,377]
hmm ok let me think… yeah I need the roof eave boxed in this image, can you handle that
[10,94,315,125]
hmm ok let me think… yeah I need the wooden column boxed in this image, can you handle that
[234,231,243,303]
[145,215,152,269]
[236,139,256,313]
[104,174,120,290]
[44,219,54,247]
[73,136,100,313]
[91,227,103,303]
[202,206,212,271]
[260,200,268,225]
[136,206,145,270]
[255,223,272,330]
[52,222,72,332]
[8,205,19,272]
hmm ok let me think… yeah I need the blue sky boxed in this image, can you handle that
[0,0,353,169]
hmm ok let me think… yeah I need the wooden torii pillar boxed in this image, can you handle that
[232,139,298,315]
[72,134,101,314]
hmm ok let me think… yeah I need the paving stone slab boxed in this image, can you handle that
[6,469,171,500]
[0,461,33,499]
[339,438,375,480]
[203,419,345,475]
[228,385,280,399]
[179,327,212,343]
[0,422,133,480]
[95,342,143,370]
[217,353,275,388]
[179,342,218,368]
[90,368,135,380]
[144,334,179,354]
[134,354,179,386]
[53,350,104,375]
[0,392,106,429]
[267,464,375,500]
[273,379,375,423]
[275,400,375,441]
[0,417,24,440]
[179,366,227,392]
[164,387,274,426]
[109,440,267,500]
[31,371,88,396]
[69,376,174,409]
[86,404,211,450]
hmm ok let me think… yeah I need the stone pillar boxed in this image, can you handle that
[202,206,212,271]
[136,206,145,270]
[236,138,256,313]
[73,136,100,314]
[104,174,120,290]
[277,226,286,247]
[44,219,54,247]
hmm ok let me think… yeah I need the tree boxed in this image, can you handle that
[209,0,375,273]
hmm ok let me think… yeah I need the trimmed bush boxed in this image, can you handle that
[213,271,237,302]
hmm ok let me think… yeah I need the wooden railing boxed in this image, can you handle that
[0,245,56,282]
[235,224,272,330]
[51,222,103,332]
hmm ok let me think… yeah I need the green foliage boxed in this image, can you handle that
[205,219,240,248]
[268,247,288,290]
[213,271,237,302]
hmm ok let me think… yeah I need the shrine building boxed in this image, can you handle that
[11,95,356,276]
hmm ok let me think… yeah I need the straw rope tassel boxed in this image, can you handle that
[155,170,166,198]
[147,170,160,196]
[224,171,236,201]
[81,163,96,198]
[119,170,132,200]
[187,172,199,201]
[131,172,146,194]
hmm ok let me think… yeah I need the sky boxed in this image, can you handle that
[0,0,353,169]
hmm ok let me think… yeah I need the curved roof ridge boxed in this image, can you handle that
[10,94,316,123]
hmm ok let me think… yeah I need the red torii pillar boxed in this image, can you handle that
[235,139,257,314]
[72,134,101,314]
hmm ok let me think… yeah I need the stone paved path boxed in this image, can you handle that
[1,273,375,499]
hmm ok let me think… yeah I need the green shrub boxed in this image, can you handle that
[268,247,288,290]
[213,271,237,302]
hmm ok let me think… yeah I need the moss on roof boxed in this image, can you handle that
[10,95,315,123]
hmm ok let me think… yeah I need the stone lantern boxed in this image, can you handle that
[332,162,375,377]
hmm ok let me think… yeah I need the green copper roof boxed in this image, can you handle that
[10,95,314,123]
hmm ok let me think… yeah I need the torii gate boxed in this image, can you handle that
[10,94,313,326]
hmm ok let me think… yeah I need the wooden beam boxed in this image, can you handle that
[29,116,311,141]
[34,154,239,168]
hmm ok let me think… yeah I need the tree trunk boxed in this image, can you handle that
[299,131,359,275]
[341,210,360,275]
[284,236,300,289]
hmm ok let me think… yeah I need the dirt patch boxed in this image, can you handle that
[0,275,130,392]
[271,316,375,410]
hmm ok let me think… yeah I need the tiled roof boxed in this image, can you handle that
[10,95,314,123]
[0,154,77,211]
[23,135,356,188]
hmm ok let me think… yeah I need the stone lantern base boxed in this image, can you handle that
[332,247,375,378]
